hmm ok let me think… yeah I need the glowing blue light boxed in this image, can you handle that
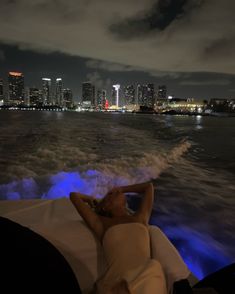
[157,225,231,279]
[1,170,233,280]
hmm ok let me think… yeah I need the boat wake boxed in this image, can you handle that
[0,140,191,200]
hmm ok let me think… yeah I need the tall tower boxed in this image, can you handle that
[147,83,154,108]
[0,78,3,101]
[158,85,167,99]
[55,78,63,106]
[124,85,135,106]
[29,88,41,106]
[63,88,73,109]
[137,84,148,106]
[8,71,24,105]
[97,89,106,110]
[137,84,154,108]
[82,82,95,106]
[42,78,52,105]
[113,84,120,108]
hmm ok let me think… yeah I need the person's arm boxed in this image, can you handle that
[117,182,154,224]
[69,192,103,240]
[118,182,153,194]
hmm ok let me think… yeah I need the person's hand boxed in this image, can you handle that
[88,197,99,208]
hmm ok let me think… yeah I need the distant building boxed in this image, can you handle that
[147,83,154,108]
[111,86,116,106]
[24,87,30,106]
[63,88,73,108]
[29,88,41,106]
[124,85,135,106]
[97,89,106,110]
[8,71,25,105]
[0,78,3,101]
[55,78,63,106]
[82,82,95,106]
[158,85,167,99]
[137,83,154,108]
[208,98,232,113]
[42,78,52,105]
[111,84,120,108]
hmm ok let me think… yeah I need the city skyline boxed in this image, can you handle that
[0,45,235,101]
[0,1,235,100]
[0,70,163,108]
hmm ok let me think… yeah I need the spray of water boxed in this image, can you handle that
[0,140,191,200]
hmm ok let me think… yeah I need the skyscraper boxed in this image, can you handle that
[147,83,155,108]
[42,78,52,105]
[124,85,135,106]
[137,84,154,108]
[97,89,106,110]
[158,85,167,99]
[55,78,63,106]
[0,79,3,101]
[63,88,73,109]
[111,86,116,106]
[29,88,41,106]
[112,84,120,108]
[8,71,24,105]
[82,82,95,106]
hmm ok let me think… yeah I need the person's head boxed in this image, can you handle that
[95,189,127,217]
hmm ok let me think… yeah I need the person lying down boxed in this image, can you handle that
[70,182,167,294]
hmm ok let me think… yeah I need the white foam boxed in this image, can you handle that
[0,140,191,200]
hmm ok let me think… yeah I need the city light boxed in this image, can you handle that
[113,84,120,108]
[9,71,23,77]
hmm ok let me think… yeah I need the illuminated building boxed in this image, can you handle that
[147,83,155,108]
[112,84,120,108]
[63,88,73,108]
[97,89,106,109]
[42,78,52,105]
[55,78,63,106]
[124,85,135,106]
[0,78,3,101]
[8,71,24,105]
[208,98,231,113]
[137,83,154,108]
[29,88,41,106]
[164,98,204,113]
[111,86,116,106]
[158,85,167,99]
[105,99,109,110]
[82,82,95,106]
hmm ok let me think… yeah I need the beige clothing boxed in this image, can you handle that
[95,222,167,294]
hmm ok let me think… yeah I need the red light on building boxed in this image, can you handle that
[9,72,23,77]
[105,99,109,109]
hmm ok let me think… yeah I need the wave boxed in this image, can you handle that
[0,140,191,200]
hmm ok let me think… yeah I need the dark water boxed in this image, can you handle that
[0,111,234,279]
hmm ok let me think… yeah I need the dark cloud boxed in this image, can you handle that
[86,71,112,90]
[0,0,234,75]
[180,79,231,86]
[203,38,235,61]
[109,0,189,39]
[86,59,142,72]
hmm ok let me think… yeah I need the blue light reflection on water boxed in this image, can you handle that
[0,169,233,280]
[45,172,90,199]
[156,225,231,280]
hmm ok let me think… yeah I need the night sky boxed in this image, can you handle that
[0,0,235,100]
